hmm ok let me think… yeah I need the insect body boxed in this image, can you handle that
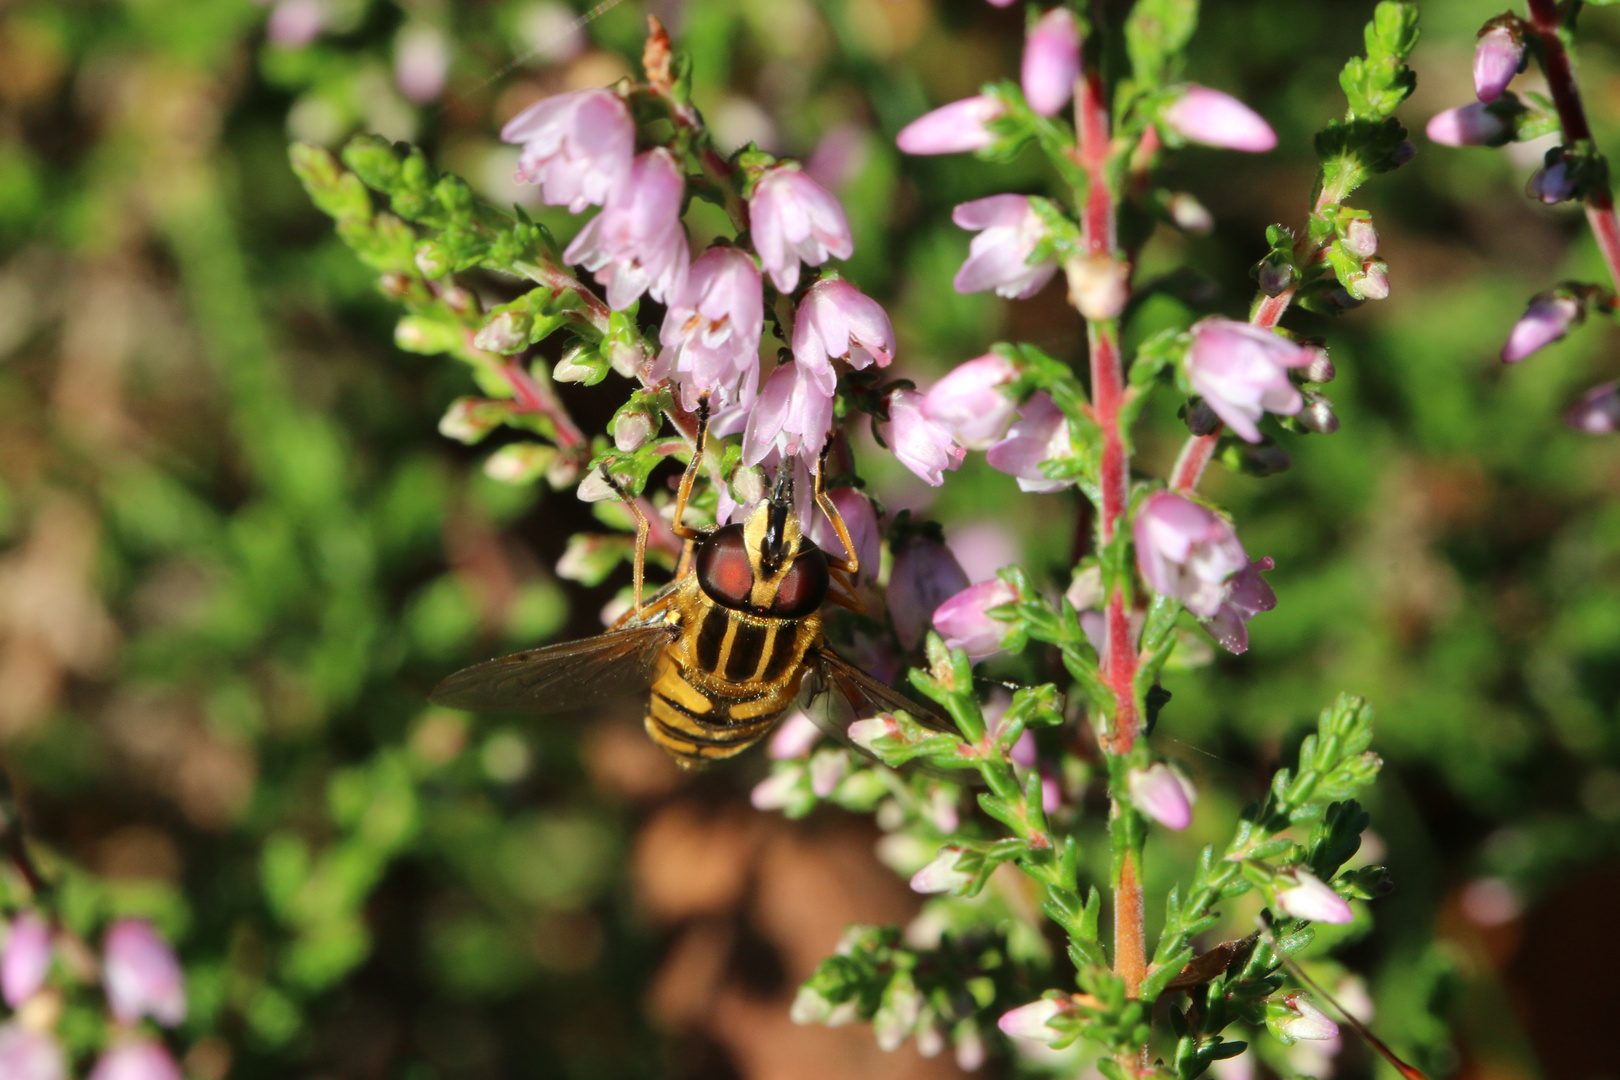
[430,406,952,768]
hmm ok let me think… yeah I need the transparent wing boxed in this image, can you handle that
[803,648,981,783]
[430,624,673,714]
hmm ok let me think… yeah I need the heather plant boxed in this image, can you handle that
[284,2,1430,1076]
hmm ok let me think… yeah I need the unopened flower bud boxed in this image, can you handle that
[1127,763,1196,830]
[553,345,601,383]
[474,311,532,354]
[955,1023,986,1071]
[1279,994,1339,1041]
[910,846,972,894]
[1166,192,1213,234]
[932,579,1019,660]
[1065,253,1130,319]
[378,272,412,299]
[1502,294,1580,362]
[1298,393,1339,434]
[482,442,556,484]
[847,716,899,752]
[1566,380,1620,434]
[103,920,186,1027]
[1021,9,1082,117]
[1185,399,1220,436]
[888,537,970,651]
[440,285,477,315]
[768,710,821,759]
[1276,869,1354,924]
[1240,441,1292,475]
[88,1039,184,1080]
[438,398,508,444]
[1528,153,1580,204]
[2,913,50,1008]
[1301,343,1335,384]
[1353,258,1389,301]
[0,1023,66,1080]
[808,748,849,797]
[1389,140,1417,167]
[1340,216,1377,259]
[1163,86,1277,152]
[575,469,620,503]
[896,95,1006,155]
[544,452,581,488]
[414,241,451,279]
[1426,102,1508,147]
[613,410,654,452]
[997,997,1067,1042]
[1256,255,1295,297]
[750,766,803,811]
[1474,24,1524,104]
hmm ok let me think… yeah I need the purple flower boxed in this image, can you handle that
[562,148,689,311]
[1185,317,1311,442]
[0,1024,64,1080]
[103,919,186,1027]
[1425,102,1508,147]
[1474,25,1524,104]
[1205,556,1277,655]
[501,88,635,214]
[896,95,1006,156]
[1127,763,1196,830]
[986,392,1073,493]
[1567,381,1620,434]
[998,998,1067,1042]
[932,579,1019,660]
[920,353,1019,449]
[889,538,971,651]
[2,913,50,1007]
[87,1040,183,1080]
[743,360,837,469]
[749,166,855,294]
[1162,86,1277,152]
[395,24,449,104]
[1022,9,1081,117]
[1279,995,1340,1042]
[1528,155,1580,204]
[806,487,881,580]
[951,195,1060,300]
[910,846,971,893]
[1275,869,1354,925]
[1134,491,1247,619]
[883,388,966,487]
[654,245,764,410]
[1502,295,1580,363]
[793,277,895,372]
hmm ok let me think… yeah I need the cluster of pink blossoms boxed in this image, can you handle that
[1,915,187,1080]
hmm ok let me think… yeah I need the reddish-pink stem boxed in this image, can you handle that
[500,358,587,452]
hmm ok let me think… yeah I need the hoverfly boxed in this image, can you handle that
[430,402,957,768]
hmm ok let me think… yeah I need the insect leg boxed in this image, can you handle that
[813,439,859,576]
[598,464,651,614]
[671,395,709,541]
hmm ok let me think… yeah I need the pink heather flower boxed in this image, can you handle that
[0,1024,65,1080]
[501,88,635,214]
[910,845,972,893]
[267,0,325,47]
[562,148,689,310]
[1280,995,1340,1041]
[1206,556,1277,655]
[1425,102,1508,146]
[986,392,1073,493]
[1275,869,1354,925]
[2,913,50,1007]
[1162,86,1277,152]
[654,246,764,409]
[952,195,1060,300]
[1127,763,1196,830]
[749,166,855,294]
[1566,380,1620,434]
[768,710,822,759]
[1022,9,1081,117]
[1502,295,1580,362]
[847,715,899,752]
[103,919,187,1027]
[998,998,1066,1042]
[932,579,1019,660]
[749,767,802,810]
[888,538,971,651]
[793,277,896,372]
[806,487,881,580]
[395,24,449,105]
[743,360,837,468]
[1134,491,1247,619]
[896,95,1006,155]
[1185,317,1311,442]
[1474,25,1524,104]
[809,749,849,796]
[921,353,1019,449]
[884,388,966,487]
[87,1041,183,1080]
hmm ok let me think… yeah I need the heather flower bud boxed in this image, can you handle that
[483,443,556,484]
[575,469,620,503]
[910,846,972,894]
[1301,343,1335,384]
[1474,24,1524,104]
[1278,995,1340,1042]
[896,95,1006,155]
[997,997,1067,1042]
[413,241,451,278]
[1350,258,1389,301]
[1426,102,1509,147]
[1275,869,1354,924]
[0,1023,65,1080]
[1566,380,1620,434]
[1021,9,1081,117]
[1528,151,1580,204]
[1166,192,1214,234]
[103,920,186,1027]
[1127,763,1196,830]
[768,710,821,759]
[1184,399,1220,436]
[952,195,1060,300]
[88,1039,184,1080]
[553,344,605,383]
[1501,294,1580,362]
[847,715,899,753]
[395,23,449,105]
[888,538,970,651]
[1298,393,1339,434]
[1255,254,1295,297]
[474,311,531,353]
[2,913,50,1008]
[1339,214,1377,259]
[749,765,803,811]
[932,578,1019,660]
[1162,86,1277,152]
[612,409,654,452]
[809,748,850,797]
[1389,140,1418,166]
[1065,253,1130,319]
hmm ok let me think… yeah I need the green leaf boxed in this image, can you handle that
[1126,0,1200,85]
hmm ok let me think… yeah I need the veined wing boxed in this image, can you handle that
[803,648,981,783]
[430,623,674,714]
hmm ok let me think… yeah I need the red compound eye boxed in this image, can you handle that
[697,526,756,609]
[769,549,830,618]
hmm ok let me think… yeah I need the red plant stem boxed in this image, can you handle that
[500,357,588,452]
[1525,0,1620,292]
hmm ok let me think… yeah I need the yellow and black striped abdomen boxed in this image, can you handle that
[643,584,821,766]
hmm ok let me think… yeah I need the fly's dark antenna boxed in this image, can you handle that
[761,464,795,573]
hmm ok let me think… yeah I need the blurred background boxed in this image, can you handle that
[0,0,1617,1077]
